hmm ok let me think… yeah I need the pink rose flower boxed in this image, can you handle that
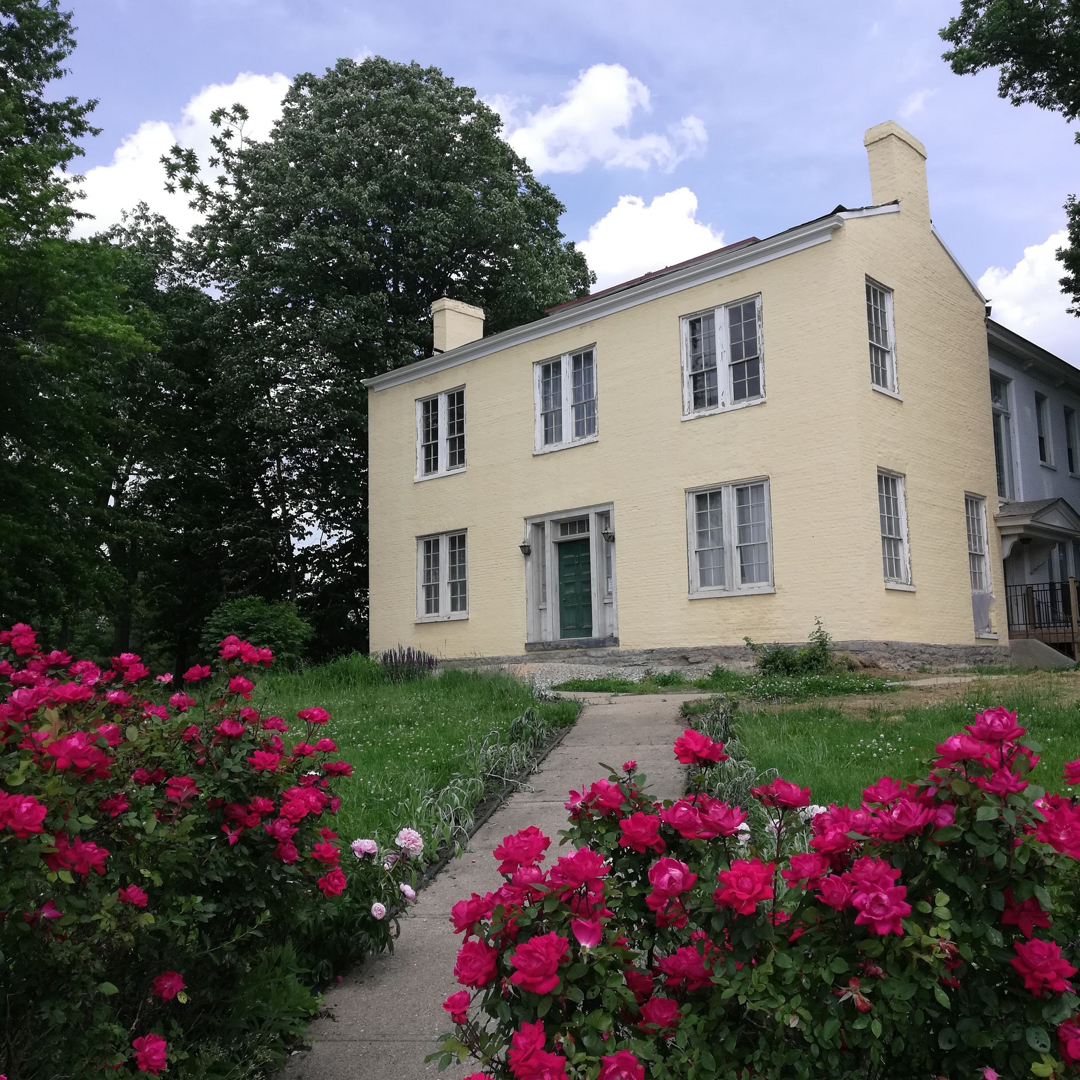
[750,777,810,808]
[714,858,774,915]
[638,996,681,1034]
[672,728,728,766]
[618,812,666,854]
[317,868,348,897]
[119,885,149,908]
[1011,939,1077,996]
[967,706,1025,743]
[599,1050,645,1080]
[132,1033,168,1075]
[1059,1016,1080,1065]
[493,825,551,873]
[152,971,184,1000]
[454,939,498,987]
[509,932,569,995]
[442,989,471,1024]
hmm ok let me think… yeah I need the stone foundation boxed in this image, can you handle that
[443,639,1011,677]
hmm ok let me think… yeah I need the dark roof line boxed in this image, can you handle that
[547,201,900,316]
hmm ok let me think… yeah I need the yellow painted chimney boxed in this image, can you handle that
[431,297,485,353]
[863,121,930,225]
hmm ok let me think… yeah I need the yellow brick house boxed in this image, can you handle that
[363,122,1008,667]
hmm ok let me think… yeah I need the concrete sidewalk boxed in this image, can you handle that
[279,695,688,1080]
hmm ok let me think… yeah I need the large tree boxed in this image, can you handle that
[0,1,151,639]
[166,57,593,655]
[941,1,1080,311]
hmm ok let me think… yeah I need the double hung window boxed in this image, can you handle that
[1035,393,1052,464]
[866,279,898,394]
[416,531,468,621]
[686,479,773,596]
[965,495,989,593]
[990,376,1014,498]
[416,388,466,479]
[878,471,912,586]
[535,348,597,451]
[1066,406,1077,474]
[680,296,763,417]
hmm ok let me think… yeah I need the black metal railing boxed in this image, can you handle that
[1004,580,1080,647]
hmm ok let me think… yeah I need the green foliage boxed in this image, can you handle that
[439,707,1080,1080]
[200,597,314,670]
[745,617,836,677]
[940,1,1080,313]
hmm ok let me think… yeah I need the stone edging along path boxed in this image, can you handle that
[279,694,689,1080]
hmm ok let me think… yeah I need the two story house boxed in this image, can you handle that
[988,321,1080,655]
[364,121,1008,668]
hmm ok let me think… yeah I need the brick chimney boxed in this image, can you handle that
[863,121,930,225]
[431,297,485,353]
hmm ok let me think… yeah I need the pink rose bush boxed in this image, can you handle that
[0,624,418,1078]
[436,708,1080,1080]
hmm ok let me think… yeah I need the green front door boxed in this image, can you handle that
[558,538,593,638]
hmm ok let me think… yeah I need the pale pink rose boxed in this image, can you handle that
[351,838,377,858]
[400,883,416,902]
[395,828,424,858]
[371,902,387,920]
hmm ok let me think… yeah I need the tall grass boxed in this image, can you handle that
[734,680,1079,806]
[255,656,578,850]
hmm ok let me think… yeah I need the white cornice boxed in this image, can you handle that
[363,214,845,392]
[838,204,900,220]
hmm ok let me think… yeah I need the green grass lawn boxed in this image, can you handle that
[735,681,1080,806]
[554,668,894,703]
[256,656,578,847]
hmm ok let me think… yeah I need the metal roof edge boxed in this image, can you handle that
[362,214,844,392]
[988,318,1080,388]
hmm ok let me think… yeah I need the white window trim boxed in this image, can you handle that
[524,503,617,644]
[878,469,913,588]
[415,530,469,622]
[533,346,599,454]
[414,386,466,481]
[866,278,899,396]
[680,295,765,421]
[990,371,1018,501]
[685,477,775,598]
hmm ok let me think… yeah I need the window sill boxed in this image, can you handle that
[689,585,775,599]
[975,631,999,640]
[1040,461,1057,471]
[884,582,916,592]
[682,396,765,422]
[871,384,903,402]
[414,467,466,483]
[415,612,469,624]
[533,433,599,456]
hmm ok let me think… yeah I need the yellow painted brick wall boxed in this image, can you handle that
[367,197,1006,658]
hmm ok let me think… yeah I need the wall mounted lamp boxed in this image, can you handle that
[601,528,616,544]
[519,540,532,556]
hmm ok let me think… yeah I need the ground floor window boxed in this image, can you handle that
[685,479,773,597]
[524,504,616,644]
[415,530,468,621]
[878,470,912,586]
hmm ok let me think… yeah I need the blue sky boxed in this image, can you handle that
[62,0,1078,361]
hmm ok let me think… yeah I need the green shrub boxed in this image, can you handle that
[0,622,419,1078]
[199,597,314,669]
[746,617,835,676]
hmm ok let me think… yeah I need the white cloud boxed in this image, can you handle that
[979,230,1080,366]
[499,63,706,174]
[899,88,937,119]
[73,71,291,237]
[579,188,724,292]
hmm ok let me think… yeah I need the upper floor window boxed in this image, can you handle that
[866,279,898,394]
[878,470,912,587]
[1066,406,1078,474]
[680,296,763,418]
[685,479,773,596]
[1035,393,1051,464]
[416,387,465,479]
[534,347,597,452]
[990,375,1014,499]
[416,530,468,621]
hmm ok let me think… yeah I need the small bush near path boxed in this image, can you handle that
[554,668,893,702]
[438,704,1080,1080]
[736,683,1080,806]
